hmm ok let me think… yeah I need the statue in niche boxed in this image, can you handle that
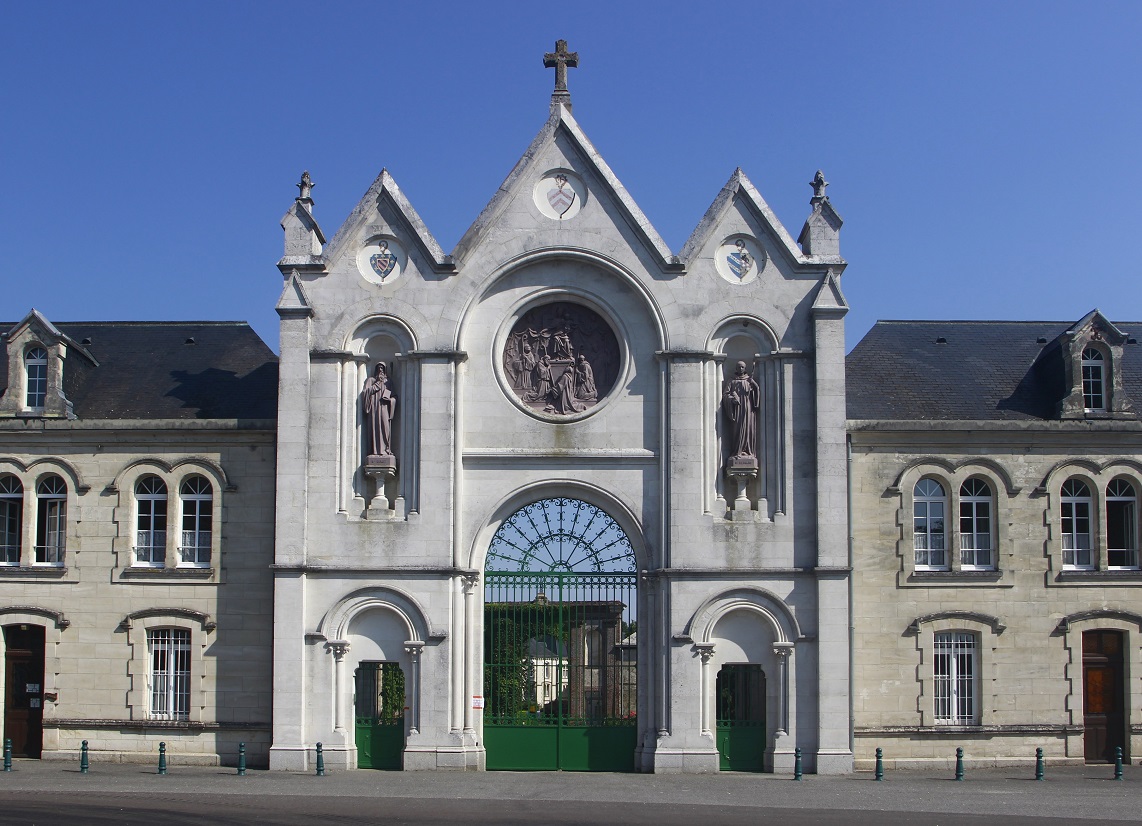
[502,302,620,416]
[723,360,760,464]
[363,362,397,467]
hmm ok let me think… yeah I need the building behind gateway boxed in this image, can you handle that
[0,44,1138,773]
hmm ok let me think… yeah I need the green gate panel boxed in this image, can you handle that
[716,722,766,772]
[558,725,637,772]
[484,725,559,770]
[355,662,405,770]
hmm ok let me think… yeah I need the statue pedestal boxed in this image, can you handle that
[726,456,758,512]
[364,458,397,518]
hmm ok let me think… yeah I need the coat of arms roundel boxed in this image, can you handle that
[356,236,406,285]
[370,241,397,280]
[715,236,765,285]
[533,170,585,220]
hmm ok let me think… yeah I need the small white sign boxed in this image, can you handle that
[25,684,39,694]
[29,699,40,709]
[471,696,485,709]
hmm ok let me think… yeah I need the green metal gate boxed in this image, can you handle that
[354,661,405,770]
[716,663,766,772]
[482,498,638,772]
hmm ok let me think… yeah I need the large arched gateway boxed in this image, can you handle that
[482,498,638,771]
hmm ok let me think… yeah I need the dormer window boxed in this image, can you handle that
[24,347,47,411]
[1081,347,1105,411]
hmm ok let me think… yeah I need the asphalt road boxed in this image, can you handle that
[0,760,1138,825]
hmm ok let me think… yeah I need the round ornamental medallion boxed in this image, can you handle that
[532,170,586,220]
[715,235,766,285]
[502,302,620,416]
[356,236,407,285]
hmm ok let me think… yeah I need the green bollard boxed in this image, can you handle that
[158,742,167,775]
[954,747,964,781]
[3,739,10,772]
[237,742,246,776]
[315,742,325,776]
[793,747,802,781]
[80,740,89,774]
[875,747,884,781]
[1035,747,1044,781]
[1115,746,1124,781]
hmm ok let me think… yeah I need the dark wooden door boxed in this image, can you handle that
[1083,630,1125,763]
[4,625,44,758]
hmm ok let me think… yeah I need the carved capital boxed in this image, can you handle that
[460,572,480,592]
[694,642,716,663]
[773,641,795,659]
[404,641,425,661]
[325,640,350,660]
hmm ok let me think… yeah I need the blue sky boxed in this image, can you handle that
[3,1,1139,352]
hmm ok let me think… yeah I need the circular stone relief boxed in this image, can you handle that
[502,302,620,416]
[532,169,586,220]
[356,236,407,285]
[715,235,766,285]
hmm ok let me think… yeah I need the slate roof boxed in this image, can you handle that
[1,322,278,420]
[847,320,1142,421]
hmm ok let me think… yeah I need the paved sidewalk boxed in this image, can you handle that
[0,759,1139,822]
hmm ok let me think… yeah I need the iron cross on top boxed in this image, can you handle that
[544,39,578,93]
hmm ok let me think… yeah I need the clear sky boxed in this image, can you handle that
[3,1,1139,352]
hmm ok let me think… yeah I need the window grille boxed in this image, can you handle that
[913,478,947,569]
[1061,478,1093,569]
[35,475,66,565]
[178,475,212,566]
[958,478,993,569]
[1081,347,1105,411]
[933,631,977,724]
[148,628,190,720]
[24,348,47,410]
[1107,478,1139,569]
[0,476,22,565]
[135,475,167,566]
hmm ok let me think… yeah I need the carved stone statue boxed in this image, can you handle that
[363,362,397,465]
[723,361,760,462]
[575,355,597,401]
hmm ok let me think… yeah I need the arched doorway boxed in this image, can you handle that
[483,497,637,771]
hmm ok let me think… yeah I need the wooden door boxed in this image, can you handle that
[1083,630,1125,763]
[3,625,45,758]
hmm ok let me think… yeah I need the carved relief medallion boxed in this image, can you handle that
[533,170,586,220]
[357,236,406,285]
[502,302,619,416]
[715,235,765,285]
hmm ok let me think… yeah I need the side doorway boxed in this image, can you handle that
[354,661,405,770]
[716,663,766,772]
[1083,630,1126,763]
[4,625,45,758]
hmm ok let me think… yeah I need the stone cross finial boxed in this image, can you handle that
[544,39,579,106]
[810,170,828,204]
[296,170,314,202]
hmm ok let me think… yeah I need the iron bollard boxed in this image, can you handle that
[3,739,10,772]
[315,742,325,776]
[237,742,246,776]
[1035,747,1044,781]
[1115,746,1124,781]
[793,747,802,781]
[158,742,167,775]
[875,747,884,781]
[954,747,964,781]
[80,740,89,774]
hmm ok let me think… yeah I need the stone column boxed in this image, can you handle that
[694,643,715,736]
[327,641,350,733]
[404,642,424,735]
[461,573,480,737]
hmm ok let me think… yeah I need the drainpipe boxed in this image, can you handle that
[846,433,855,757]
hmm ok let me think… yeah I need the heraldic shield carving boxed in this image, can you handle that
[502,302,620,416]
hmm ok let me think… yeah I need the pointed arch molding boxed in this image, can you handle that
[106,457,234,493]
[0,606,70,629]
[1036,458,1142,494]
[889,457,1020,497]
[906,610,1006,636]
[679,587,807,645]
[1055,609,1142,635]
[0,457,90,494]
[315,586,446,643]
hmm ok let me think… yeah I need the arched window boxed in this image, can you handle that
[24,347,47,411]
[35,475,66,565]
[135,475,167,566]
[179,475,212,567]
[933,631,978,724]
[1061,478,1093,569]
[959,478,994,570]
[1106,478,1139,569]
[1082,347,1105,411]
[0,475,22,565]
[913,478,947,569]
